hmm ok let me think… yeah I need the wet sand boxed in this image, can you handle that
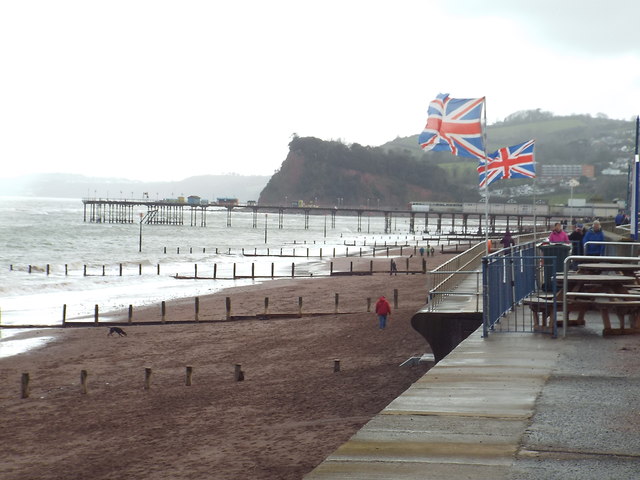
[0,252,452,480]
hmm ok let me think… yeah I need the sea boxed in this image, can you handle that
[0,196,435,357]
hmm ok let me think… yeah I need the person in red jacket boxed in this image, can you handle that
[375,296,391,329]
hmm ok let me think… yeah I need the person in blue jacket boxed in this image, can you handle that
[582,220,605,255]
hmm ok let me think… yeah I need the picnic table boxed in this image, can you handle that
[556,273,640,336]
[576,263,640,279]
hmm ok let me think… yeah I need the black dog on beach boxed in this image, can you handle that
[108,327,127,337]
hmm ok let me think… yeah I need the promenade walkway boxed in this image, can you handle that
[305,307,640,479]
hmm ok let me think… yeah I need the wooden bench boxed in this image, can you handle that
[522,295,593,332]
[524,293,597,332]
[592,299,640,336]
[522,296,557,332]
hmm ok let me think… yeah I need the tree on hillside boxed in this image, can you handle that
[259,137,461,206]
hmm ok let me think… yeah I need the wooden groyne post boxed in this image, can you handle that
[234,364,244,382]
[80,370,88,394]
[21,373,30,399]
[144,367,152,390]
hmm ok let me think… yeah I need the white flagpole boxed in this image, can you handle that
[533,144,537,243]
[483,98,489,255]
[481,98,490,339]
[533,180,537,242]
[632,116,639,240]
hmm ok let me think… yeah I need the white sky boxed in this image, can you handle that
[1,0,639,181]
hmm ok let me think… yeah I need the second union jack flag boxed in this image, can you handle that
[477,139,536,188]
[418,93,485,159]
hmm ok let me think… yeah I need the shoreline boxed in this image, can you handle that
[1,248,443,363]
[1,246,438,332]
[0,250,452,479]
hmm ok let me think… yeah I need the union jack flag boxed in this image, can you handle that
[477,139,536,188]
[418,93,485,159]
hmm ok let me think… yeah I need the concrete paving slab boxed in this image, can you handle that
[509,455,640,480]
[512,313,640,479]
[305,309,640,480]
[348,414,526,445]
[307,460,509,480]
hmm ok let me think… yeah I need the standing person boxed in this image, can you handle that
[419,246,425,257]
[583,220,606,255]
[500,229,515,250]
[390,259,398,276]
[568,224,584,256]
[375,296,391,330]
[548,222,570,243]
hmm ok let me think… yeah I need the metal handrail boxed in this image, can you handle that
[560,253,640,337]
[429,243,485,309]
[428,232,539,311]
[583,240,640,257]
[427,270,482,312]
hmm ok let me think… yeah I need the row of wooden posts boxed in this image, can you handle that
[160,234,482,253]
[10,245,430,275]
[164,244,441,256]
[60,290,401,326]
[10,257,427,279]
[164,245,424,259]
[8,237,480,276]
[164,242,421,255]
[19,360,342,398]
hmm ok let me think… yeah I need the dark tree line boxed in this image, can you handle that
[259,136,460,206]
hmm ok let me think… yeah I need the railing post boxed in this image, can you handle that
[482,256,489,338]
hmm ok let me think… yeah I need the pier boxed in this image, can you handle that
[82,198,554,234]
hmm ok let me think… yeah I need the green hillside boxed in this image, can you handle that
[383,111,633,164]
[260,111,636,207]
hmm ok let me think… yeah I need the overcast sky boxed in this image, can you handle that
[1,0,639,181]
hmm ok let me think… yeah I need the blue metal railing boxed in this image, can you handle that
[482,238,640,338]
[482,241,557,337]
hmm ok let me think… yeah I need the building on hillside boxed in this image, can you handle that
[541,164,594,178]
[601,168,624,175]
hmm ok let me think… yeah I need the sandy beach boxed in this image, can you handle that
[0,251,451,480]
